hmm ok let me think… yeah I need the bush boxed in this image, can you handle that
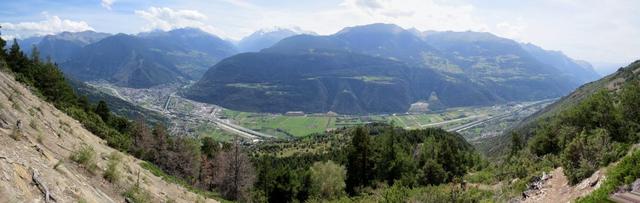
[71,145,98,173]
[124,185,151,203]
[10,129,21,140]
[104,152,122,183]
[309,160,346,200]
[464,168,497,185]
[578,149,640,203]
[562,129,626,184]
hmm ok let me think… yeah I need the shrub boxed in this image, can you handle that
[104,152,122,183]
[309,160,346,200]
[577,149,640,203]
[70,145,98,173]
[9,129,21,140]
[29,119,38,130]
[124,185,151,203]
[464,168,497,185]
[562,129,626,184]
[36,132,43,143]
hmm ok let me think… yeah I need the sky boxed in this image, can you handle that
[0,0,638,68]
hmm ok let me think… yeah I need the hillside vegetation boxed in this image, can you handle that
[0,42,217,202]
[467,60,640,201]
[0,33,254,202]
[249,124,487,202]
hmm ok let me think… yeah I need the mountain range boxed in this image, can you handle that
[14,27,309,88]
[11,24,601,114]
[236,27,313,52]
[185,23,600,114]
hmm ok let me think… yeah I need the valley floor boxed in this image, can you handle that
[88,82,555,142]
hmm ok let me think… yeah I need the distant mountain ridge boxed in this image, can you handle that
[520,43,600,84]
[237,27,314,52]
[58,28,237,87]
[9,25,602,113]
[12,31,111,63]
[184,51,494,114]
[185,23,596,114]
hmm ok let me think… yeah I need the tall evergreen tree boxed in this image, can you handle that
[378,126,414,185]
[95,100,111,122]
[0,26,6,59]
[30,45,40,63]
[346,126,373,194]
[510,132,524,155]
[6,38,30,75]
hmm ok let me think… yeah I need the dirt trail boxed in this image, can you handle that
[522,167,603,203]
[0,70,218,203]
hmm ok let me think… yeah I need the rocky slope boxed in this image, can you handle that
[0,70,216,202]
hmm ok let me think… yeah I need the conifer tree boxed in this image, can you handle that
[95,100,111,122]
[346,126,373,194]
[30,45,40,63]
[0,26,6,59]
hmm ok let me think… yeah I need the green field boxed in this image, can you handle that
[219,105,498,138]
[221,110,335,137]
[195,123,235,141]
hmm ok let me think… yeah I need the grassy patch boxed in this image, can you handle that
[195,125,234,142]
[70,145,98,173]
[29,119,38,130]
[124,185,152,203]
[104,152,122,183]
[36,132,43,143]
[10,129,22,141]
[226,83,277,89]
[464,169,498,185]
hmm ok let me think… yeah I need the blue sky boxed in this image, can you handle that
[1,0,638,66]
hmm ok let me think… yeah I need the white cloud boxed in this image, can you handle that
[134,7,228,37]
[101,0,115,10]
[494,18,527,41]
[338,0,488,32]
[1,14,93,39]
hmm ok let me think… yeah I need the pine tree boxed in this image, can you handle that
[379,126,412,185]
[95,100,111,123]
[510,132,523,155]
[0,26,6,59]
[346,126,373,194]
[30,45,40,64]
[201,137,221,158]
